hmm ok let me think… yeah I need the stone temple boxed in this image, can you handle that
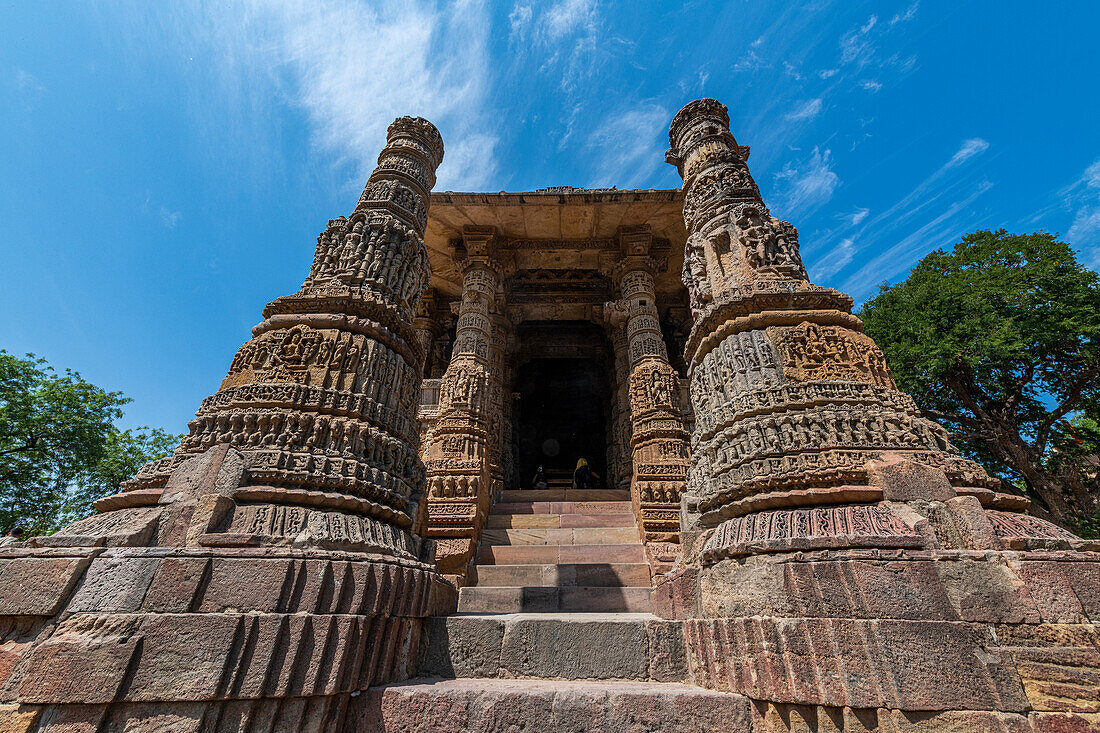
[0,100,1098,732]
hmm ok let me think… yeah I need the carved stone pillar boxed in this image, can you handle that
[607,230,691,545]
[0,117,456,727]
[666,99,1001,533]
[656,101,1100,718]
[610,324,633,492]
[413,288,442,372]
[489,306,515,494]
[422,228,500,584]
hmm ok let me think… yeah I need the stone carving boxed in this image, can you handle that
[702,504,922,562]
[770,321,895,388]
[0,116,454,729]
[421,235,511,582]
[666,99,993,525]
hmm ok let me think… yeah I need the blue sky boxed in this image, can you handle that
[2,1,1099,435]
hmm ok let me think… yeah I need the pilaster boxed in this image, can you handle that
[422,228,503,584]
[608,229,690,547]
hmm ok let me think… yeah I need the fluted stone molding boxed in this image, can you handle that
[422,228,502,583]
[606,231,691,544]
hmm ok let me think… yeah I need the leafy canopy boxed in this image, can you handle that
[0,350,180,535]
[858,230,1100,521]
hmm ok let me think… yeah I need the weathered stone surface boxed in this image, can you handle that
[419,616,505,679]
[359,678,753,733]
[687,616,1031,711]
[0,556,91,616]
[500,615,650,679]
[66,556,159,613]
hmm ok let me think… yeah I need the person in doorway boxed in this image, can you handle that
[572,458,601,491]
[531,465,548,490]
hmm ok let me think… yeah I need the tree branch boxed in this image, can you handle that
[1035,362,1100,452]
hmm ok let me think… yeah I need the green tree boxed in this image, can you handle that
[0,351,180,535]
[858,230,1100,529]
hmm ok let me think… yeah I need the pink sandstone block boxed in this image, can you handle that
[0,557,91,616]
[559,513,636,528]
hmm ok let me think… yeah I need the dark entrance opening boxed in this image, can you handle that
[514,358,608,488]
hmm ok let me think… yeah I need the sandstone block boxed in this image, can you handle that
[141,557,209,612]
[66,556,159,613]
[0,557,91,616]
[16,616,141,704]
[418,616,504,678]
[196,557,292,613]
[360,678,751,733]
[499,615,649,679]
[122,613,239,701]
[934,556,1041,623]
[869,454,956,502]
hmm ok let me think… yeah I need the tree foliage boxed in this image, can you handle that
[858,230,1100,529]
[0,351,180,535]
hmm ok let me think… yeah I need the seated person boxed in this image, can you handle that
[572,458,601,491]
[531,465,548,490]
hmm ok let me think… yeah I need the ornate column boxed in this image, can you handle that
[655,98,1100,719]
[0,117,455,727]
[606,227,691,545]
[610,323,633,492]
[489,305,515,494]
[422,227,500,584]
[666,99,998,534]
[413,288,442,372]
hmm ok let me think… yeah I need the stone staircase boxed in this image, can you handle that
[360,486,751,732]
[459,484,653,613]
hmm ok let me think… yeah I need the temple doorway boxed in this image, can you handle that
[513,357,609,489]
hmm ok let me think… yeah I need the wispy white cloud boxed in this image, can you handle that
[800,136,994,298]
[773,147,839,220]
[946,138,991,168]
[13,68,45,96]
[240,0,500,191]
[841,179,993,297]
[890,2,920,25]
[785,98,823,121]
[733,49,769,73]
[840,15,878,66]
[1056,158,1100,267]
[509,0,602,95]
[585,101,668,188]
[860,79,883,92]
[11,68,46,110]
[813,236,856,280]
[159,207,182,229]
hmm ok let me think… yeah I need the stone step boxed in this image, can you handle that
[480,527,640,546]
[475,543,647,566]
[417,613,687,682]
[457,586,652,613]
[485,513,637,529]
[492,500,633,515]
[500,489,630,503]
[473,563,652,588]
[361,678,749,733]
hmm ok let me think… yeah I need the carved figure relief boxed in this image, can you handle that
[770,322,896,388]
